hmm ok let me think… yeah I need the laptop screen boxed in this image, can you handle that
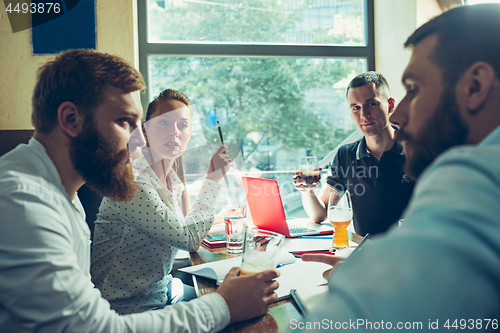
[241,177,291,236]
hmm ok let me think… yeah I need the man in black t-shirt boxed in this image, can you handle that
[293,72,414,236]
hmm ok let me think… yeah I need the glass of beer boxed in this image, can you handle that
[328,190,352,249]
[240,228,284,275]
[299,156,320,185]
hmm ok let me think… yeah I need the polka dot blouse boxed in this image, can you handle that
[90,153,221,314]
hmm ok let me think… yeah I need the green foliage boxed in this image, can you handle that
[148,0,364,169]
[150,0,300,43]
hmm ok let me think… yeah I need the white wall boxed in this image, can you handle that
[374,0,417,105]
[0,0,137,130]
[374,0,446,104]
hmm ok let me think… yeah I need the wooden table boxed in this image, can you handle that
[189,232,363,332]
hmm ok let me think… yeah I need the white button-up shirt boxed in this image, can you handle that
[0,138,230,333]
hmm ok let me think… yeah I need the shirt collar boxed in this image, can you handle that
[28,137,67,192]
[133,150,185,201]
[356,137,369,160]
[356,135,404,160]
[28,138,83,212]
[480,125,500,146]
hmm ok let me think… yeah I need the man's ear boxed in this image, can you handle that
[58,101,84,138]
[458,61,496,115]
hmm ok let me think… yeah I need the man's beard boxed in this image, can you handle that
[70,120,137,202]
[397,87,469,181]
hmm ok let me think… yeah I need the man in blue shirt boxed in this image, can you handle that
[297,3,500,330]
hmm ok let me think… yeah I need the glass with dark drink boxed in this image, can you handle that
[299,156,320,184]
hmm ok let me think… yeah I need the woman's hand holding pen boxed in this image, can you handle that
[206,145,233,182]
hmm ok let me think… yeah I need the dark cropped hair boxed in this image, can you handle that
[405,3,500,87]
[32,49,146,133]
[346,72,390,98]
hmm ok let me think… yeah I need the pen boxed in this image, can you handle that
[217,121,224,145]
[290,249,336,253]
[291,251,336,257]
[290,289,308,315]
[276,262,294,268]
[216,121,236,205]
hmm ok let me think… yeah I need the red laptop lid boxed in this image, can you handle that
[241,177,291,237]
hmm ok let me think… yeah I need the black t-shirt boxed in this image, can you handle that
[326,137,415,236]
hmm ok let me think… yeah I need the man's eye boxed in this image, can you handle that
[118,118,129,125]
[405,85,417,95]
[405,89,417,98]
[159,120,168,125]
[180,123,189,129]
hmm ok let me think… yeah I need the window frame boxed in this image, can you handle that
[136,0,375,215]
[137,0,375,114]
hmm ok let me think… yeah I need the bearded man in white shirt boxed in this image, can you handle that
[0,49,279,333]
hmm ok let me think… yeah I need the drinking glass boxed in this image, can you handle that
[240,228,284,275]
[328,190,353,249]
[299,156,320,185]
[223,205,247,255]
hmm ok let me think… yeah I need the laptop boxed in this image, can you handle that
[241,176,334,237]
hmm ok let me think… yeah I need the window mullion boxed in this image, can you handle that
[143,43,372,59]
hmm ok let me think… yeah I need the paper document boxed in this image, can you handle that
[179,252,296,284]
[281,238,334,253]
[275,259,330,300]
[179,254,331,301]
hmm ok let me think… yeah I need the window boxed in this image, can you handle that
[465,0,500,4]
[138,0,374,217]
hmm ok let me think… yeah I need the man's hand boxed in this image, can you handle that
[301,253,344,280]
[292,168,322,192]
[216,267,280,323]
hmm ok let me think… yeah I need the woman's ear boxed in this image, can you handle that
[58,101,83,138]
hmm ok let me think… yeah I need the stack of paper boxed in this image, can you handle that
[202,233,226,248]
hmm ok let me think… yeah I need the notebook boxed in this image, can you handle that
[241,176,333,237]
[201,233,226,248]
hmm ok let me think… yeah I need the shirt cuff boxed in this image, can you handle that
[200,292,231,332]
[196,179,222,206]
